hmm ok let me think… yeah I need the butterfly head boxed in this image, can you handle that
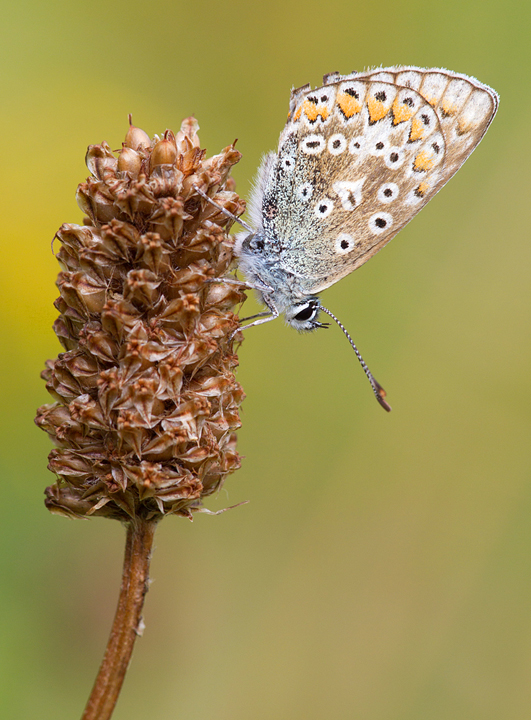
[235,231,327,331]
[285,297,328,332]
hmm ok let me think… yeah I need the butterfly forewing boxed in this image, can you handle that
[257,67,498,293]
[355,67,499,189]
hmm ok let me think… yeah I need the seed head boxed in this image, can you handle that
[36,117,246,521]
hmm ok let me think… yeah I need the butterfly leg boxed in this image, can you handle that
[237,309,279,332]
[230,299,279,338]
[206,276,274,294]
[239,311,274,322]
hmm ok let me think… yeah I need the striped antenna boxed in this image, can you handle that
[319,305,391,412]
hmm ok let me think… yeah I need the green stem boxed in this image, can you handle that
[81,517,157,720]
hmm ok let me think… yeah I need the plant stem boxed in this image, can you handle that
[81,516,158,720]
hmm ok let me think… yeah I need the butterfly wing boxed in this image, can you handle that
[252,67,498,294]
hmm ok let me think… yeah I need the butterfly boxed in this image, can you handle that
[203,67,499,410]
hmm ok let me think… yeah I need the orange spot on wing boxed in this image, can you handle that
[392,97,414,125]
[293,105,302,121]
[367,95,388,123]
[409,117,425,141]
[457,117,472,134]
[441,99,456,116]
[426,96,438,107]
[302,100,329,123]
[303,99,317,121]
[416,181,429,196]
[413,151,434,172]
[337,92,361,118]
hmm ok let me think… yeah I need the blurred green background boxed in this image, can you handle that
[2,0,530,718]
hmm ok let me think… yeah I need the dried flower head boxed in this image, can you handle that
[36,116,246,521]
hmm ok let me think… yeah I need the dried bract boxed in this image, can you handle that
[36,117,246,521]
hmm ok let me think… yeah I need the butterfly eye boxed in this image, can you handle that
[293,304,317,322]
[249,237,265,252]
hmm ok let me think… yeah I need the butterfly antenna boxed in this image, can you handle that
[319,305,392,412]
[193,185,254,233]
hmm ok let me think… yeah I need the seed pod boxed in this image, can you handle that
[124,114,151,151]
[150,130,178,170]
[117,146,143,176]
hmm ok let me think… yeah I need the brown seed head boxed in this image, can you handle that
[36,117,247,521]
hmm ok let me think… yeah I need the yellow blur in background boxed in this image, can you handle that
[2,0,530,718]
